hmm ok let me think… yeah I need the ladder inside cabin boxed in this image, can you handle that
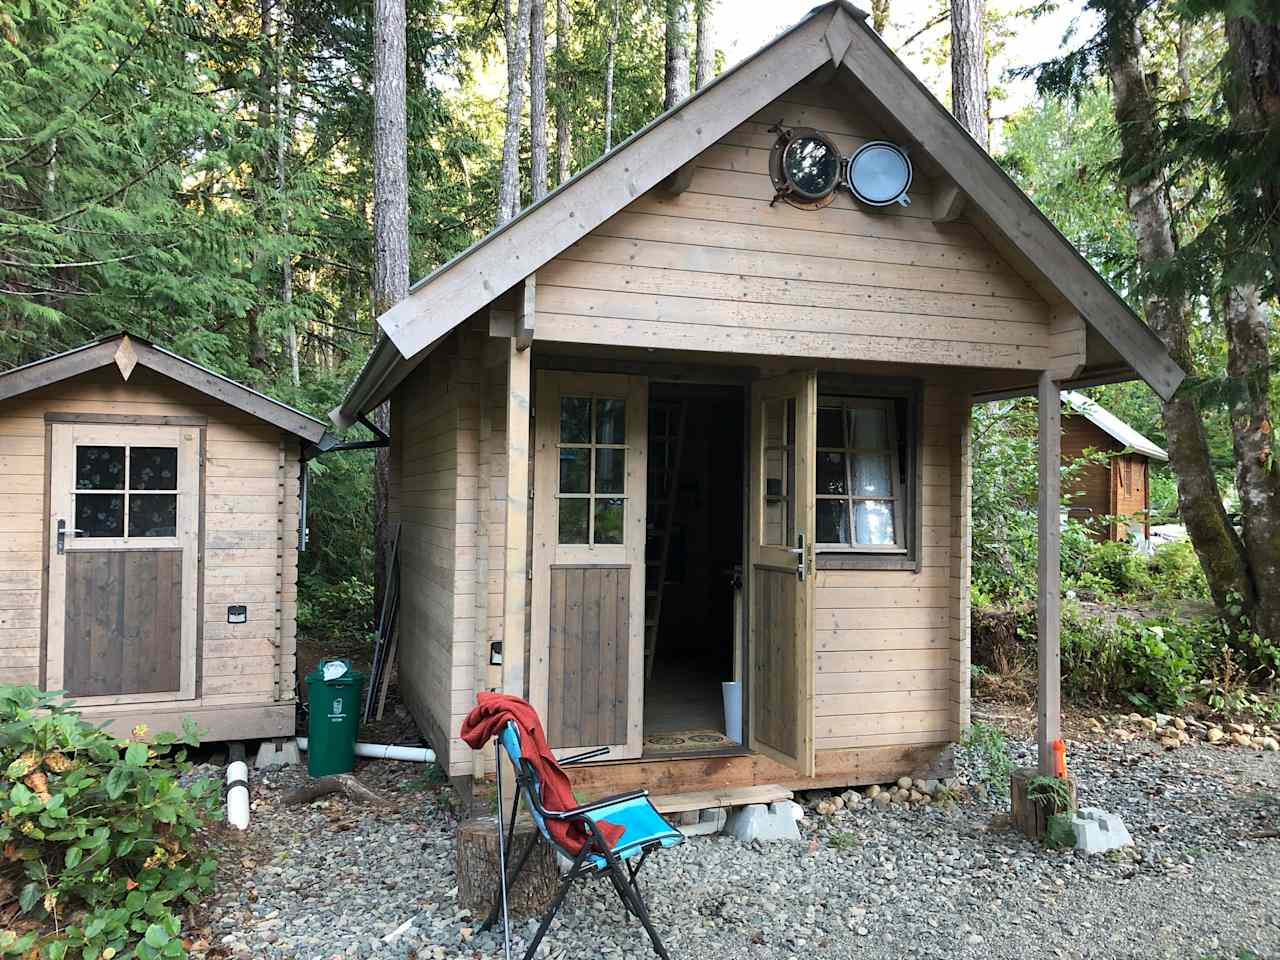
[644,399,688,680]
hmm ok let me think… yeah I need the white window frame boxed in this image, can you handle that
[815,396,907,553]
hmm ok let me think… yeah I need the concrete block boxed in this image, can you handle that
[724,802,803,843]
[678,808,727,837]
[1071,807,1134,854]
[255,739,301,769]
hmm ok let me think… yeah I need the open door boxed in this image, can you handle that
[747,372,816,776]
[530,372,648,760]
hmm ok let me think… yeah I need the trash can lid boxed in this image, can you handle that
[305,658,366,685]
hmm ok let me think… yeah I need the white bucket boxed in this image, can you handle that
[722,681,743,744]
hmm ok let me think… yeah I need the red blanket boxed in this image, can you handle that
[461,693,624,855]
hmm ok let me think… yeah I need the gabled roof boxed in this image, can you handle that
[334,0,1184,427]
[0,333,328,444]
[1063,391,1168,462]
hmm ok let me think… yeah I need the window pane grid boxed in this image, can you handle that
[816,398,902,549]
[74,444,179,539]
[557,395,627,545]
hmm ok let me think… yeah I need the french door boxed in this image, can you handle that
[747,372,816,776]
[529,372,648,759]
[47,423,200,703]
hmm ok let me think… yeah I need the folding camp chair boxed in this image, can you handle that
[480,720,683,960]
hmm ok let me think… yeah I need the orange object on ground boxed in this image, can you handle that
[1051,738,1067,778]
[461,692,624,855]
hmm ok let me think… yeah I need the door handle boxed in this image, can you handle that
[56,519,84,554]
[786,533,807,582]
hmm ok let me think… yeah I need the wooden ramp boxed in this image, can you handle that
[652,783,793,815]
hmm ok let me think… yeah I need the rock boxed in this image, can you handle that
[1263,737,1280,752]
[1232,733,1253,748]
[866,784,881,799]
[1207,727,1225,744]
[1140,718,1159,732]
[1173,717,1187,731]
[816,799,838,817]
[912,778,928,794]
[1159,736,1181,750]
[873,792,891,809]
[1251,736,1267,749]
[897,776,912,790]
[1240,723,1256,736]
[1155,712,1172,727]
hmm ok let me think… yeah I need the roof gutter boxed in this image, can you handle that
[330,335,402,430]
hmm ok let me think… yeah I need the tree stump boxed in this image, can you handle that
[1010,767,1077,839]
[456,816,560,920]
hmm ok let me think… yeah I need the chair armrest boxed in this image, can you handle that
[559,746,610,766]
[542,789,649,820]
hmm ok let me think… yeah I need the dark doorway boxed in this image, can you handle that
[642,382,745,755]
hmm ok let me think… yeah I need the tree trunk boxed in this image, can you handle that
[554,0,572,185]
[456,817,560,920]
[1223,16,1280,644]
[499,0,532,225]
[871,0,889,35]
[274,0,298,388]
[664,0,690,111]
[372,0,409,615]
[1106,14,1253,618]
[529,0,548,202]
[604,0,619,152]
[950,0,987,150]
[694,0,713,91]
[248,0,273,373]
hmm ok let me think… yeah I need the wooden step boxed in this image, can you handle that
[651,783,793,815]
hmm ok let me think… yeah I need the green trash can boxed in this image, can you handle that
[305,658,366,777]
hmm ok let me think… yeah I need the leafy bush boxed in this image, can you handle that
[0,686,217,959]
[960,722,1013,798]
[1060,610,1209,711]
[1148,539,1209,602]
[297,574,376,646]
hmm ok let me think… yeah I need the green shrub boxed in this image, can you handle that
[1060,610,1209,711]
[0,686,217,959]
[960,722,1013,798]
[1148,539,1209,602]
[297,574,376,646]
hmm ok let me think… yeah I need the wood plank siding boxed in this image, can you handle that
[391,320,509,778]
[0,365,298,738]
[535,82,1052,371]
[1062,414,1151,540]
[813,380,967,753]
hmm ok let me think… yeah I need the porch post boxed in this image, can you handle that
[1036,370,1062,775]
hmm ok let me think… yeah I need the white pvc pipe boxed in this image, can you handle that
[226,761,250,830]
[294,738,436,763]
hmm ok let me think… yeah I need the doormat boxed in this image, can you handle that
[642,729,735,756]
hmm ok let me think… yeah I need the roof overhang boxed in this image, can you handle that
[0,333,329,444]
[335,0,1183,427]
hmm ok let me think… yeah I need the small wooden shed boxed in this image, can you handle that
[334,1,1184,799]
[0,334,327,741]
[1061,391,1168,543]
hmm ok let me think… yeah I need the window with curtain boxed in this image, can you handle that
[815,397,906,551]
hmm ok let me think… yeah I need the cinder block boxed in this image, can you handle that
[255,739,301,769]
[724,802,803,843]
[1071,807,1134,854]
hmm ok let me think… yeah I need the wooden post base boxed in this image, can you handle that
[456,815,561,920]
[1010,767,1077,840]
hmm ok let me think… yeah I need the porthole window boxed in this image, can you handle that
[846,141,913,207]
[769,127,841,208]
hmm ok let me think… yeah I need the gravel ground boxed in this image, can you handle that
[191,733,1280,960]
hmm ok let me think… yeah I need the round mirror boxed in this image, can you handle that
[770,130,841,202]
[846,141,913,207]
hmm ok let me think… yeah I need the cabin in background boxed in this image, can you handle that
[334,1,1184,801]
[0,334,325,741]
[1061,391,1168,544]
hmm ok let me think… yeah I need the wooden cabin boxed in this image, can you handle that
[0,334,326,741]
[1061,391,1167,544]
[333,1,1183,799]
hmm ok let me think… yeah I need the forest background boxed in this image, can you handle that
[3,0,1279,715]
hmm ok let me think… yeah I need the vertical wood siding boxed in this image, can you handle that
[0,366,298,729]
[545,565,629,749]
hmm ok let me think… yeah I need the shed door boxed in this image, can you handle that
[47,424,200,702]
[529,372,647,760]
[747,372,816,775]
